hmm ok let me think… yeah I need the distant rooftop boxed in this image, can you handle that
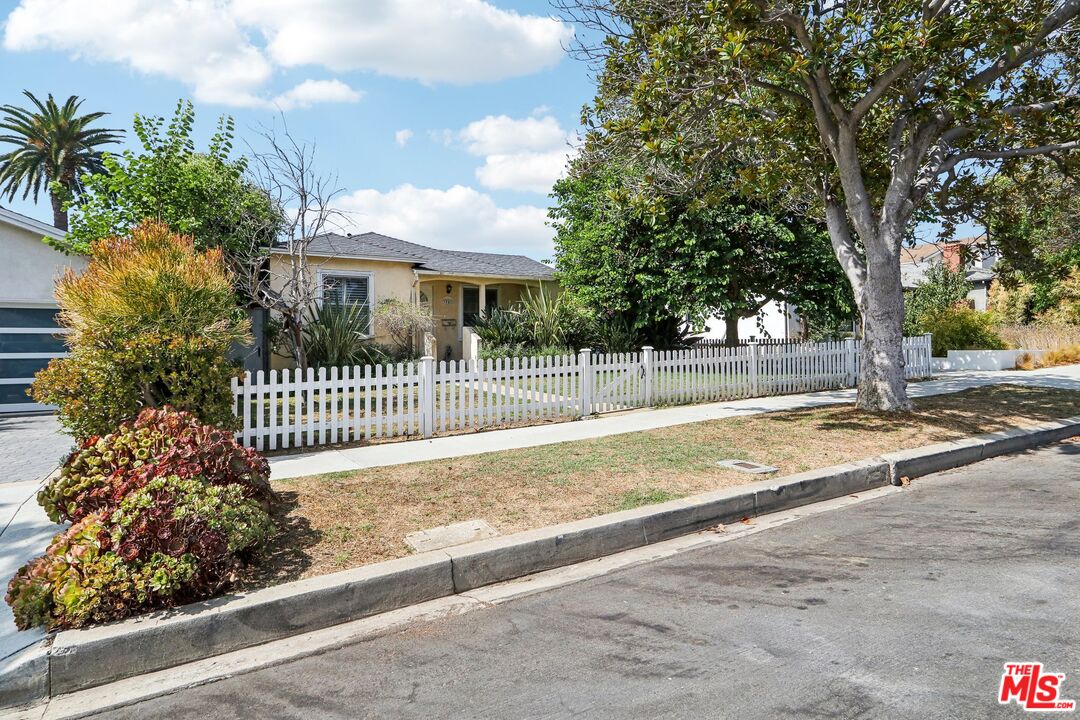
[273,231,554,280]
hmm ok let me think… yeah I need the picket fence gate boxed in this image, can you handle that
[232,335,933,450]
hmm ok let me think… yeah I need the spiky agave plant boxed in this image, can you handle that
[303,301,388,368]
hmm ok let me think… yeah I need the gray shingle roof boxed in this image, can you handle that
[274,232,554,279]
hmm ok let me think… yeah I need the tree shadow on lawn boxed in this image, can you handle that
[234,490,321,591]
[765,385,1080,439]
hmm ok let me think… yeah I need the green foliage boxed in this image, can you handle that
[519,286,594,350]
[0,90,122,228]
[39,406,272,525]
[30,222,250,439]
[7,475,273,631]
[921,306,1006,356]
[471,307,532,348]
[472,287,595,355]
[550,161,854,345]
[57,100,281,258]
[903,262,973,335]
[301,302,392,368]
[374,299,435,357]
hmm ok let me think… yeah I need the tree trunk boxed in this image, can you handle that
[723,313,739,347]
[49,192,68,231]
[856,236,911,411]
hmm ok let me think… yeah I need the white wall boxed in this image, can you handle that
[0,217,85,307]
[699,301,802,342]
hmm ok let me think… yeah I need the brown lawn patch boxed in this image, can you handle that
[237,384,1080,590]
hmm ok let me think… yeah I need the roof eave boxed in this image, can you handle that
[414,268,554,282]
[0,207,64,240]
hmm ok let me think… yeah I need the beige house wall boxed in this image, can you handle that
[269,253,559,366]
[268,253,418,369]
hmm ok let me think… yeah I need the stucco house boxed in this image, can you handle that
[0,207,86,413]
[269,231,557,364]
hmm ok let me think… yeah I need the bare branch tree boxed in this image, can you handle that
[236,117,347,372]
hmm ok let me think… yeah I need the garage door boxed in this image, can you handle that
[0,306,68,414]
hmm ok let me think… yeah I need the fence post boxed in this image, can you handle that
[748,342,760,397]
[578,348,592,417]
[420,355,435,438]
[641,346,654,406]
[923,333,933,377]
[845,338,857,387]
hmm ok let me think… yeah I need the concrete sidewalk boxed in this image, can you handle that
[268,365,1080,480]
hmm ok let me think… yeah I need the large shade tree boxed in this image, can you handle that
[551,159,855,345]
[0,91,122,230]
[557,0,1080,410]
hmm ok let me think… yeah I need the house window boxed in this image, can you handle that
[321,273,374,335]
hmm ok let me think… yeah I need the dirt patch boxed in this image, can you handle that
[237,384,1080,590]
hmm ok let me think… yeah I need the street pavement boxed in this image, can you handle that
[100,442,1080,720]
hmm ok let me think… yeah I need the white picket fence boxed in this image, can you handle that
[232,335,933,450]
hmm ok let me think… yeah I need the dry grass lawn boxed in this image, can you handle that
[237,384,1080,590]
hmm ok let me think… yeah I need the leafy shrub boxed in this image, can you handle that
[7,475,273,630]
[30,222,249,439]
[375,299,435,357]
[921,306,1006,356]
[903,262,973,335]
[477,344,571,360]
[39,406,272,525]
[472,307,532,348]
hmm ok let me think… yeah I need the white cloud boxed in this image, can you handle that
[2,0,572,107]
[394,129,414,148]
[3,0,273,107]
[272,79,362,110]
[447,113,577,194]
[233,0,572,85]
[457,114,568,156]
[335,184,552,259]
[475,150,570,194]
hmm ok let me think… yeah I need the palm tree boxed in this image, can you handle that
[0,91,123,230]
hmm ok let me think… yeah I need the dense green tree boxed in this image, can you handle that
[557,0,1080,410]
[0,91,122,230]
[57,100,282,263]
[550,161,855,345]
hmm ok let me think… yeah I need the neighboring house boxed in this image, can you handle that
[0,207,86,414]
[900,236,998,310]
[269,232,557,364]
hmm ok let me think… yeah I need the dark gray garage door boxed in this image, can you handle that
[0,306,68,414]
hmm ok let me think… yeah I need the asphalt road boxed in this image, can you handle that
[103,442,1080,720]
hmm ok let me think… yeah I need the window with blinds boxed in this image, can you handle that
[321,273,373,334]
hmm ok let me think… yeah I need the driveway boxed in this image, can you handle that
[101,442,1080,720]
[0,414,72,485]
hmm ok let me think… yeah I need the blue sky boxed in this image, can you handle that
[0,0,975,259]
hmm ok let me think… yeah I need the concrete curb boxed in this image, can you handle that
[5,416,1078,710]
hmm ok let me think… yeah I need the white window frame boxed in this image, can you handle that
[317,269,376,338]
